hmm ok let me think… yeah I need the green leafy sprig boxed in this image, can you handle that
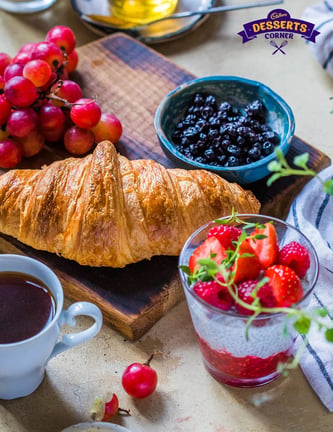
[267,149,333,195]
[180,213,333,373]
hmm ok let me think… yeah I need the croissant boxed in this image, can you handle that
[0,141,260,267]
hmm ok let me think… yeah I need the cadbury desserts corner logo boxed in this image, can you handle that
[238,8,320,54]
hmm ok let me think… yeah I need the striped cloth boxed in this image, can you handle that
[286,165,333,411]
[303,1,333,76]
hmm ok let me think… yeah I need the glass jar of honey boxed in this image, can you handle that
[110,0,178,25]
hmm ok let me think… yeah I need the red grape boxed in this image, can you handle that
[64,126,95,154]
[6,108,39,137]
[70,98,101,129]
[3,62,25,81]
[18,42,37,55]
[0,95,11,125]
[16,128,44,157]
[0,75,4,91]
[65,49,78,73]
[42,124,66,143]
[11,52,32,65]
[39,103,65,129]
[4,76,38,108]
[0,138,22,168]
[0,53,12,75]
[50,79,82,106]
[32,41,64,71]
[23,59,52,87]
[122,355,158,399]
[45,25,76,54]
[92,113,122,143]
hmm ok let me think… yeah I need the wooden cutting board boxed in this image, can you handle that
[0,33,330,340]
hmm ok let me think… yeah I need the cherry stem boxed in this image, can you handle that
[143,351,163,366]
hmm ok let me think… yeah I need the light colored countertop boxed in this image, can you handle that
[0,1,333,431]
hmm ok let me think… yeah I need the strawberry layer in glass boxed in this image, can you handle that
[197,333,291,387]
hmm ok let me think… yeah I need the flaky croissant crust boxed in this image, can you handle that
[0,141,260,267]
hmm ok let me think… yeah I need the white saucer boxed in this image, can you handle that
[61,422,132,432]
[71,0,215,44]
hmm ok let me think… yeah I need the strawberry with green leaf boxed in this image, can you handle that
[188,236,226,274]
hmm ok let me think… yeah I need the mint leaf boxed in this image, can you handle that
[293,316,311,335]
[325,328,333,342]
[293,153,309,169]
[267,161,281,172]
[323,179,333,196]
[267,173,282,186]
[178,265,191,275]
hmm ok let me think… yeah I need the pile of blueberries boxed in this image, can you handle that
[171,92,281,167]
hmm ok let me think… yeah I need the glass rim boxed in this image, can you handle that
[178,213,320,320]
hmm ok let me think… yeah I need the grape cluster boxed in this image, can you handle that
[0,26,122,169]
[171,92,280,168]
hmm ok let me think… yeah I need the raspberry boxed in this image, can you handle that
[278,241,310,278]
[235,280,276,315]
[193,280,233,311]
[208,225,242,250]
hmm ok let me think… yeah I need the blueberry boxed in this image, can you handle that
[208,116,221,128]
[205,95,217,106]
[183,114,197,125]
[183,126,199,139]
[221,139,231,149]
[193,93,205,106]
[248,146,261,160]
[218,101,232,113]
[227,144,242,157]
[201,105,214,119]
[181,136,191,146]
[217,154,227,165]
[262,141,274,155]
[264,130,280,145]
[195,119,208,133]
[208,128,219,140]
[245,100,267,120]
[204,148,217,160]
[226,156,240,167]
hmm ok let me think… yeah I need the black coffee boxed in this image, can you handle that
[0,271,55,344]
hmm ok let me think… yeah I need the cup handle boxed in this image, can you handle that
[50,302,103,359]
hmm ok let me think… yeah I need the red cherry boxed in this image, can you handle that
[122,354,158,399]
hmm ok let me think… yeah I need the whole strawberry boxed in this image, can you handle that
[278,241,310,278]
[235,280,276,315]
[208,225,242,250]
[193,280,234,311]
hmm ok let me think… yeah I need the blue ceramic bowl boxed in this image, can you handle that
[154,76,295,184]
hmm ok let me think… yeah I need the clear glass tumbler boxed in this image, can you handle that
[178,214,319,388]
[0,0,57,13]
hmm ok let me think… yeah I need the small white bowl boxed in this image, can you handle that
[62,422,132,432]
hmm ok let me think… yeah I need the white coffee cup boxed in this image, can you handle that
[0,0,57,13]
[0,254,103,400]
